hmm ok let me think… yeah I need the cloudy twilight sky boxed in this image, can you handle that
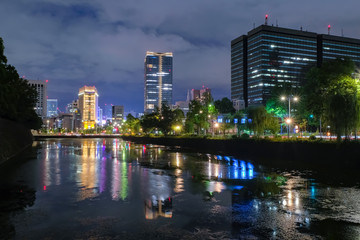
[1,0,360,113]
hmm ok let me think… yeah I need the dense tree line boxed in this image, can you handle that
[0,37,42,129]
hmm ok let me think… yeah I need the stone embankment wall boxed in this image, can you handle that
[0,118,33,165]
[121,136,360,168]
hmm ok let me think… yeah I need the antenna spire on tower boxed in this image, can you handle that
[328,24,331,35]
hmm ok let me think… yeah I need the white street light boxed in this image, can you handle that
[281,96,299,138]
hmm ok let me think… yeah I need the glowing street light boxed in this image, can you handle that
[174,125,181,135]
[213,122,219,136]
[281,96,299,138]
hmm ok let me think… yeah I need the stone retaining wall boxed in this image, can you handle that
[0,118,33,165]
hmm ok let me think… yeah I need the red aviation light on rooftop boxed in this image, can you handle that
[265,14,269,25]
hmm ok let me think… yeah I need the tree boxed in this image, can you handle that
[326,75,360,140]
[265,113,280,135]
[265,98,286,118]
[246,106,268,136]
[158,103,174,135]
[124,114,140,134]
[214,97,235,114]
[140,112,160,134]
[140,104,185,135]
[0,37,42,129]
[219,114,234,135]
[303,58,359,141]
[246,106,280,136]
[186,100,209,134]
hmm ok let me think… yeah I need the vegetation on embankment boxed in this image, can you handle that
[0,118,33,165]
[0,37,42,130]
[120,135,360,168]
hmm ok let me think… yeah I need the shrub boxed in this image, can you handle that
[240,133,250,139]
[309,135,316,140]
[231,135,238,139]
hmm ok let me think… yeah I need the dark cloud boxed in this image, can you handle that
[1,0,359,112]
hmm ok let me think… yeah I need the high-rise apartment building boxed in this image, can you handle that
[47,99,58,117]
[144,51,173,113]
[78,86,98,129]
[231,24,360,107]
[28,80,47,118]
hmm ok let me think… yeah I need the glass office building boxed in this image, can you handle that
[144,51,173,113]
[232,25,360,107]
[320,34,360,65]
[47,99,58,117]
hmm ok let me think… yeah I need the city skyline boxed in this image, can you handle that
[1,1,360,112]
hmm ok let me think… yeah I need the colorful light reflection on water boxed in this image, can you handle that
[1,138,360,239]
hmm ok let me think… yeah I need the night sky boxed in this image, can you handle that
[1,0,360,113]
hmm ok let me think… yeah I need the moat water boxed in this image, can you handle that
[1,138,360,239]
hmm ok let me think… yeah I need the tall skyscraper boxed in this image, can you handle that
[231,24,360,107]
[28,80,47,118]
[78,86,98,129]
[144,51,173,113]
[47,99,58,117]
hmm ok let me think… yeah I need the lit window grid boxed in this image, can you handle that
[247,33,317,105]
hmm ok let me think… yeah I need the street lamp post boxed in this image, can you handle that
[281,96,298,138]
[214,122,219,136]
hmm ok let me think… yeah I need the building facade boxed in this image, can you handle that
[191,87,211,103]
[103,104,113,121]
[28,80,47,118]
[78,86,99,129]
[112,105,124,126]
[144,51,173,113]
[47,99,58,117]
[231,25,360,107]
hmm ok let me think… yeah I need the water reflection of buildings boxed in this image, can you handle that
[145,197,173,219]
[41,141,62,190]
[140,150,185,220]
[77,140,100,200]
[209,156,254,180]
